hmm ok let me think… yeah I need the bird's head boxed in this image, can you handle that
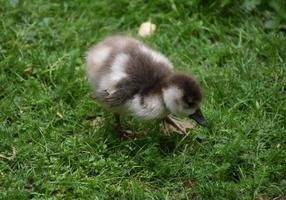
[162,73,208,127]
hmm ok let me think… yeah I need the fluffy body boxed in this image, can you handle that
[86,35,202,120]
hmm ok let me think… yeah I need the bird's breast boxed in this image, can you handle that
[125,94,167,119]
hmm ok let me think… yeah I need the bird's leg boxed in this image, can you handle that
[114,114,124,137]
[114,114,144,138]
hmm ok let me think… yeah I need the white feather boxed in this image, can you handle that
[163,86,197,116]
[98,53,129,92]
[126,95,167,119]
[86,45,111,86]
[163,86,184,114]
[110,53,129,82]
[86,45,111,71]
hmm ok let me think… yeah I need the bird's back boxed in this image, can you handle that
[86,35,174,106]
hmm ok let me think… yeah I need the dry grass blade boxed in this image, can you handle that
[0,147,16,161]
[161,116,194,135]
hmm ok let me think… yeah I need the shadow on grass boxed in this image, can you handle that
[86,114,207,157]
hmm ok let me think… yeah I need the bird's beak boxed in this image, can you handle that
[189,109,208,127]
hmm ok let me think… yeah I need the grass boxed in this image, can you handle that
[1,0,286,199]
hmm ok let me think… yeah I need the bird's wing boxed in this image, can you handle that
[99,79,137,107]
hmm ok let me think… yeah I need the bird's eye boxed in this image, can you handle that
[187,102,196,107]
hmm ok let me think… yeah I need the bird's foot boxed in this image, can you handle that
[117,129,145,138]
[161,115,194,135]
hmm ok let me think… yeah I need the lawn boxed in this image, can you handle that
[1,0,286,199]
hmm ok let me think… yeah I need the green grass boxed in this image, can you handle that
[1,0,286,199]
